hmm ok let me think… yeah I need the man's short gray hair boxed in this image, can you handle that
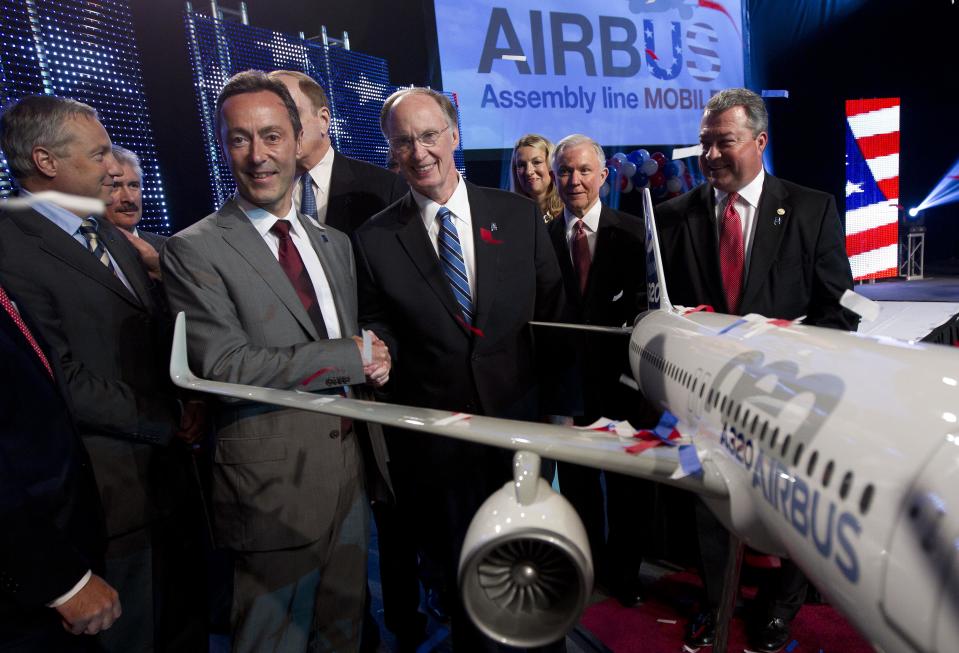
[0,95,99,181]
[380,87,458,137]
[553,134,606,172]
[111,145,142,180]
[704,88,768,136]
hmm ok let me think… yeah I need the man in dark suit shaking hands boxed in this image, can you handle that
[353,87,566,651]
[655,87,857,653]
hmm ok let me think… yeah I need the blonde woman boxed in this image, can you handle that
[509,134,564,222]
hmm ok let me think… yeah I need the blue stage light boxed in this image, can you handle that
[183,10,466,212]
[908,207,920,218]
[0,0,170,233]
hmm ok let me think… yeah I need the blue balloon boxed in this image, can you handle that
[636,148,650,163]
[633,171,649,187]
[664,162,679,177]
[627,150,644,165]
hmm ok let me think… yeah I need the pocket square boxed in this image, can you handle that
[611,290,624,301]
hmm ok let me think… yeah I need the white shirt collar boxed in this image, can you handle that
[413,174,469,226]
[563,198,602,237]
[714,167,765,210]
[235,194,305,238]
[306,147,335,195]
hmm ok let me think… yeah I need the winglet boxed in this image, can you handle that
[170,312,198,388]
[642,187,672,311]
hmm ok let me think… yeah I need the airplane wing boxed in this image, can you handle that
[170,312,728,498]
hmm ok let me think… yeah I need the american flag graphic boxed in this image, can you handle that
[845,98,900,281]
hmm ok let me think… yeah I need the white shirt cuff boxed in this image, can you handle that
[46,570,92,608]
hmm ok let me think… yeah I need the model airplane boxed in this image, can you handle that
[170,189,959,653]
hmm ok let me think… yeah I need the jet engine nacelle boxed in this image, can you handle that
[458,452,593,648]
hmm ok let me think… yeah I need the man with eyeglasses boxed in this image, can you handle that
[353,87,567,651]
[656,87,857,653]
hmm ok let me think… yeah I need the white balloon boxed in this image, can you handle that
[622,161,637,178]
[599,182,610,198]
[666,177,683,192]
[674,159,686,174]
[613,152,627,163]
[623,179,634,193]
[641,158,659,175]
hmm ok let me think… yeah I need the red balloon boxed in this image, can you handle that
[667,191,682,198]
[607,157,622,170]
[652,151,667,164]
[618,174,630,191]
[650,171,666,187]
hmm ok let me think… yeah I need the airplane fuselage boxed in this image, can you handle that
[629,308,959,653]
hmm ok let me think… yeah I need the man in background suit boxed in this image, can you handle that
[268,70,407,232]
[162,70,392,653]
[270,68,421,648]
[353,87,566,651]
[0,95,205,652]
[546,134,656,608]
[655,87,857,652]
[0,280,120,650]
[103,145,165,247]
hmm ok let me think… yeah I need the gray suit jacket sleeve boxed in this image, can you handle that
[161,219,365,392]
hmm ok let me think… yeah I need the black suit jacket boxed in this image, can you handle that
[548,205,650,422]
[137,228,167,251]
[354,182,565,443]
[0,207,185,539]
[325,153,408,234]
[655,176,858,330]
[0,287,105,644]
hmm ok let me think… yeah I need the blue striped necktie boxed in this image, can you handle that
[436,206,474,326]
[300,176,318,222]
[78,217,117,274]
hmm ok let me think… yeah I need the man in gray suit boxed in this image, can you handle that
[162,70,391,653]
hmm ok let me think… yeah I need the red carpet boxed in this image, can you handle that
[580,572,874,653]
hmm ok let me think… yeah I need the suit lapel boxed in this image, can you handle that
[10,209,144,309]
[467,183,500,335]
[741,175,789,311]
[99,222,153,309]
[584,206,619,314]
[326,153,353,232]
[689,185,728,311]
[547,217,581,310]
[302,216,356,337]
[217,199,320,340]
[393,194,465,327]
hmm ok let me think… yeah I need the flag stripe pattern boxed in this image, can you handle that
[845,98,900,281]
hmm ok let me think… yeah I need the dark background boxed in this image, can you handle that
[130,0,957,271]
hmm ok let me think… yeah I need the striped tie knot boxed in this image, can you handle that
[78,217,116,273]
[436,206,474,327]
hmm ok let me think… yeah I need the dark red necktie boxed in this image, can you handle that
[571,219,591,294]
[0,284,53,378]
[719,192,744,314]
[271,220,328,338]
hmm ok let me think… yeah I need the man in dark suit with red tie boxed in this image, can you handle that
[353,87,566,651]
[0,95,205,652]
[545,134,657,609]
[655,87,858,652]
[0,279,121,650]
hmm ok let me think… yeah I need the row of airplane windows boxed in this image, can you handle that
[638,346,875,517]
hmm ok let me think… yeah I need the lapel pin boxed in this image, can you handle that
[774,208,785,226]
[490,223,498,232]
